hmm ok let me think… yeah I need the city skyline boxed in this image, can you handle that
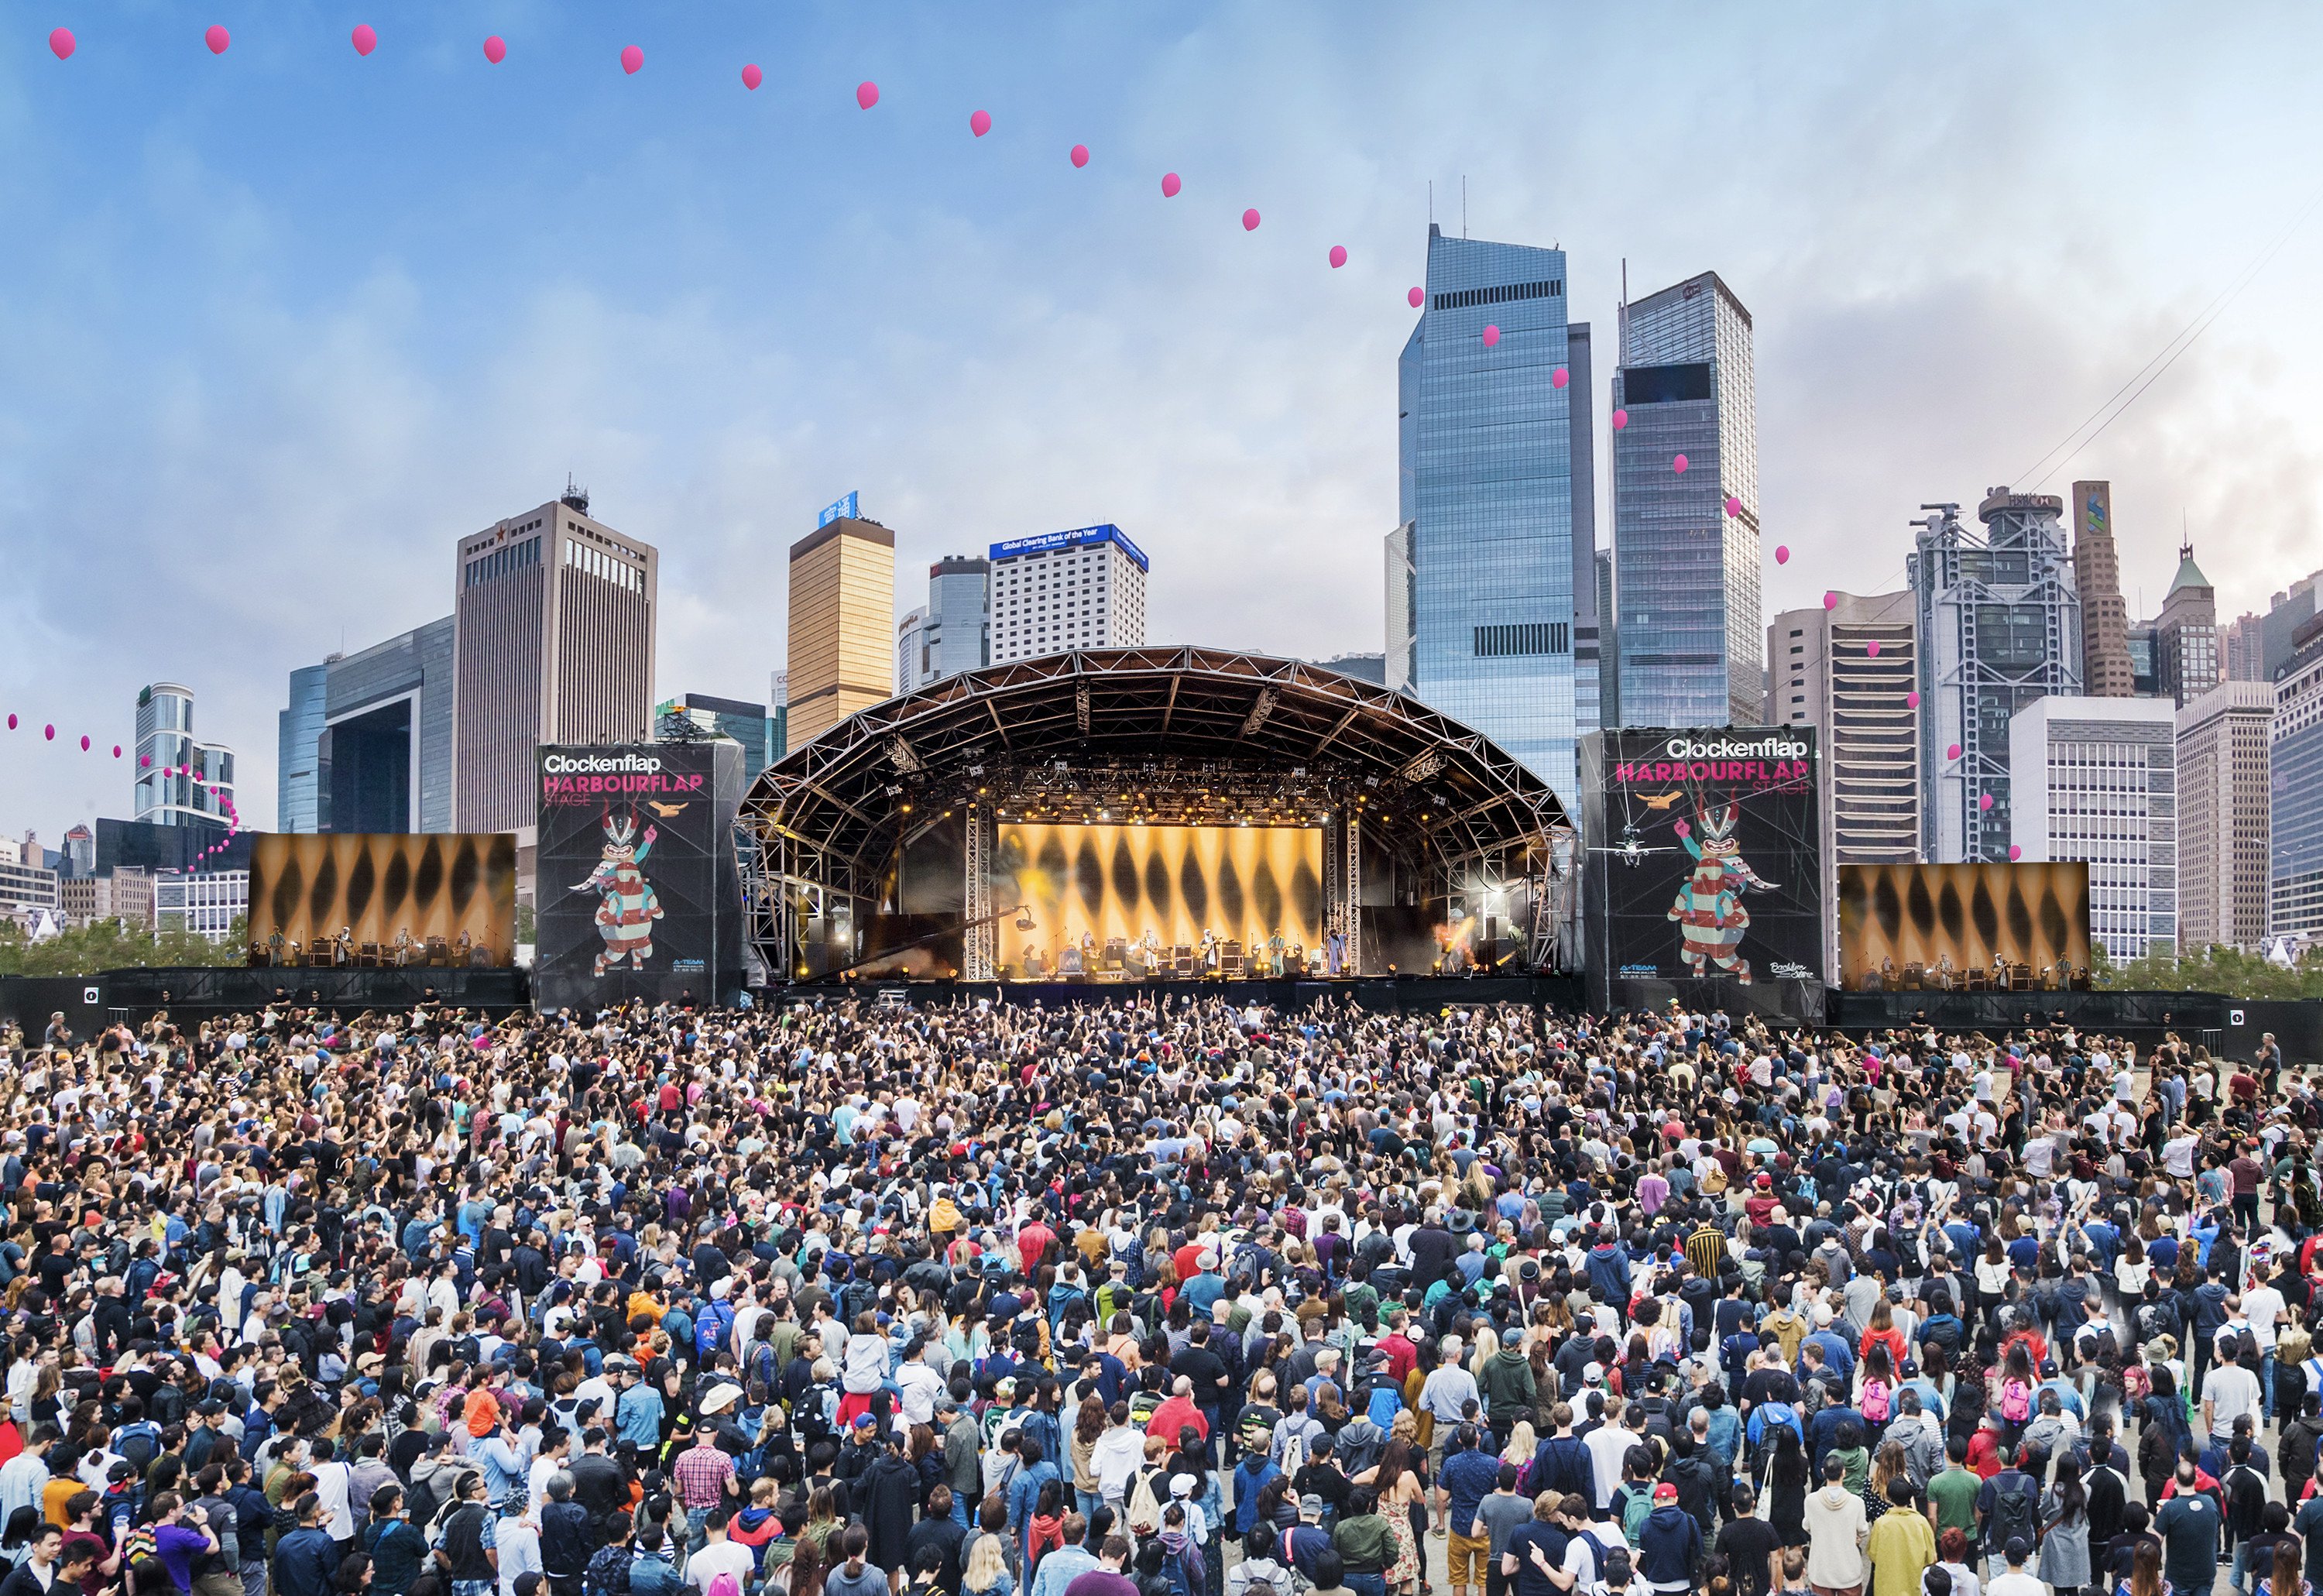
[7,3,2323,843]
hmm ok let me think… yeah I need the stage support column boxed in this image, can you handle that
[1326,810,1361,974]
[963,805,995,980]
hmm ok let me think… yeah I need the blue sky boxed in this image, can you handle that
[5,2,2323,842]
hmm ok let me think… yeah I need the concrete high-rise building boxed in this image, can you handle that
[2070,482,2136,696]
[1385,523,1414,692]
[155,869,248,940]
[452,488,658,832]
[62,825,93,880]
[2010,695,2177,962]
[1396,225,1596,795]
[989,524,1148,664]
[2175,680,2274,952]
[1910,493,2085,862]
[278,663,331,833]
[1611,269,1759,731]
[2154,541,2218,706]
[896,606,931,693]
[769,672,788,763]
[133,683,235,829]
[786,514,896,747]
[1768,591,1919,977]
[311,617,456,834]
[2225,613,2267,683]
[2270,623,2323,942]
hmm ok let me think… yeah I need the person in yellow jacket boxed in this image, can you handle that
[1865,1478,1936,1596]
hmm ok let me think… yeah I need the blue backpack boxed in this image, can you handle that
[1746,1401,1802,1449]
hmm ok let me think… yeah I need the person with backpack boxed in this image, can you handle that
[1972,1447,2040,1584]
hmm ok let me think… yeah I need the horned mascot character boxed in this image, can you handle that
[575,813,664,976]
[1666,798,1776,983]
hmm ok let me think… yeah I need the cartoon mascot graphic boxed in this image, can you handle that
[574,812,664,976]
[1666,798,1776,983]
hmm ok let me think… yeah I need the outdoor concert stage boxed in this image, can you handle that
[741,647,1579,986]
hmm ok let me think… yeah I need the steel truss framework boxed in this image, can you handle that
[742,647,1573,981]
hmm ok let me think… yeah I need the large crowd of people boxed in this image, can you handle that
[0,992,2311,1596]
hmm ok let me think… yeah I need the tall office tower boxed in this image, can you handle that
[1566,322,1601,741]
[1611,269,1760,730]
[1910,493,2085,862]
[1384,524,1414,691]
[895,607,930,693]
[451,489,659,832]
[988,524,1148,664]
[1768,591,1920,977]
[2263,571,2323,682]
[769,672,788,763]
[2271,620,2323,941]
[2070,482,2136,695]
[2225,613,2266,682]
[655,692,774,774]
[313,617,456,833]
[786,513,896,747]
[2154,542,2219,706]
[62,825,93,880]
[926,556,992,681]
[2175,681,2275,952]
[1397,225,1592,795]
[278,662,331,833]
[1595,548,1617,726]
[2010,696,2177,961]
[133,683,235,828]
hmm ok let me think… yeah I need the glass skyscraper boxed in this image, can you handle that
[1395,224,1596,798]
[1611,271,1762,728]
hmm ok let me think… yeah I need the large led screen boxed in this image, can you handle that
[997,822,1323,976]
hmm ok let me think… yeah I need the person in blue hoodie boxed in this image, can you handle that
[1632,1482,1703,1595]
[1584,1232,1632,1322]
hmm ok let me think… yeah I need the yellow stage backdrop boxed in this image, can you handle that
[997,823,1323,968]
[1836,862,2090,990]
[249,832,518,963]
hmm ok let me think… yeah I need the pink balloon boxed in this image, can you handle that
[856,81,879,110]
[1611,408,1628,431]
[78,736,89,751]
[193,774,205,786]
[482,35,506,63]
[1822,592,1837,610]
[1979,793,1994,812]
[42,725,53,741]
[1946,743,1961,760]
[1481,324,1501,348]
[112,746,121,758]
[2009,846,2023,862]
[1069,143,1089,168]
[741,63,762,91]
[1723,496,1741,517]
[1161,172,1181,197]
[1866,640,1882,658]
[1241,208,1261,231]
[3,714,12,731]
[49,27,74,60]
[205,25,229,54]
[1672,454,1689,474]
[1774,545,1789,564]
[1408,286,1423,308]
[1673,820,1690,839]
[620,44,642,74]
[1328,245,1347,269]
[1551,367,1569,389]
[1907,690,1920,709]
[351,24,376,56]
[970,108,991,137]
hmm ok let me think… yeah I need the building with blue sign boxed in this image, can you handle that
[1395,224,1598,800]
[989,524,1148,663]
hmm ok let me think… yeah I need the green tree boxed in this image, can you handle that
[0,916,247,977]
[2093,939,2323,1001]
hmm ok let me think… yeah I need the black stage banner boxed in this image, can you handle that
[534,742,743,1009]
